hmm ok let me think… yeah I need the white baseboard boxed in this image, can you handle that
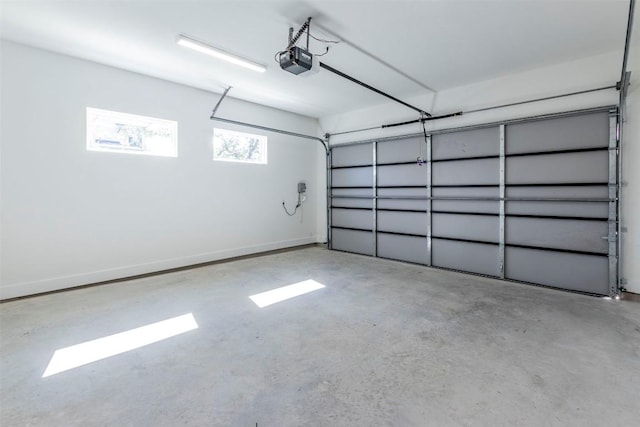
[0,237,319,300]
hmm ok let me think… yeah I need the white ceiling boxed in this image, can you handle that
[0,0,630,118]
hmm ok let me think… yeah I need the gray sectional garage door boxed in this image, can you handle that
[329,108,619,296]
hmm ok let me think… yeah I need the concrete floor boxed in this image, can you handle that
[1,246,639,426]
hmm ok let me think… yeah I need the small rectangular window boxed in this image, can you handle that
[213,128,267,164]
[87,107,178,157]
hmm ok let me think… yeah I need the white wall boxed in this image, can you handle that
[621,3,640,294]
[0,41,324,299]
[320,48,640,294]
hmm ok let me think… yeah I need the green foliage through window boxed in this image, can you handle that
[213,128,267,164]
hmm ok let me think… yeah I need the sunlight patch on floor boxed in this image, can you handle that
[249,279,325,308]
[42,313,198,377]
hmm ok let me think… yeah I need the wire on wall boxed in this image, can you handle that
[282,200,301,216]
[282,193,305,216]
[283,182,307,216]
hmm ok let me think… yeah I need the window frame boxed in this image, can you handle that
[212,127,268,165]
[86,107,178,158]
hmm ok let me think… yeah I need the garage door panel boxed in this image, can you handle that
[378,211,427,235]
[432,239,499,277]
[378,201,429,210]
[332,167,373,187]
[331,143,373,167]
[331,188,374,209]
[506,217,608,253]
[377,188,429,210]
[332,188,375,197]
[432,186,499,214]
[378,164,427,186]
[432,200,499,214]
[506,185,608,198]
[332,198,373,209]
[506,247,608,295]
[506,151,608,184]
[377,137,424,163]
[378,199,429,210]
[331,209,373,229]
[506,112,609,154]
[377,234,428,265]
[506,201,609,218]
[433,213,498,243]
[378,188,427,197]
[432,127,499,160]
[433,187,499,198]
[331,229,373,255]
[433,158,499,186]
[505,185,609,217]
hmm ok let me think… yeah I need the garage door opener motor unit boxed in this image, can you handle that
[278,17,320,76]
[279,46,313,75]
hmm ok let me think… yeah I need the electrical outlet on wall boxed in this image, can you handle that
[298,181,306,194]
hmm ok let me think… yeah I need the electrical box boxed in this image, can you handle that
[298,182,307,194]
[279,47,313,75]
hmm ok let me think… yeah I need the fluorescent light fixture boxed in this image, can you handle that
[176,34,266,73]
[42,313,198,378]
[250,279,325,308]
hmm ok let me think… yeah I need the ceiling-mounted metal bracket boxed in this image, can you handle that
[617,71,632,98]
[210,86,232,119]
[287,17,312,51]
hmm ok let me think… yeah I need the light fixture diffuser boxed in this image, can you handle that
[176,34,266,73]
